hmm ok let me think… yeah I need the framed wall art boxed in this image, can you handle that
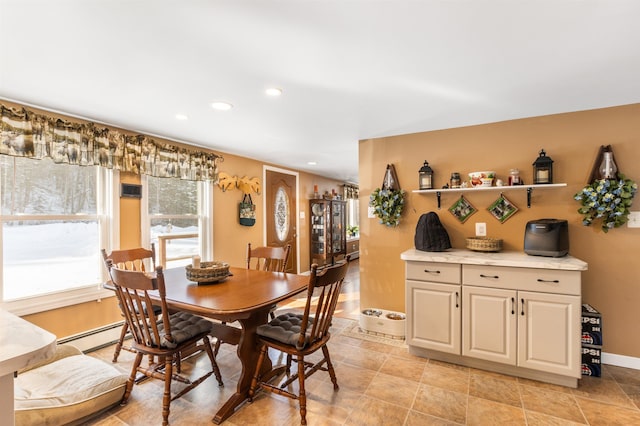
[449,195,477,223]
[488,194,519,223]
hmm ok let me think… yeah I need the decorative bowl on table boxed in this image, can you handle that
[468,171,496,187]
[185,261,230,283]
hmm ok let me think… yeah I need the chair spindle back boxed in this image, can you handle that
[107,264,173,350]
[247,243,291,272]
[298,259,349,348]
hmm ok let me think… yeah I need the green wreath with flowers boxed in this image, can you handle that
[574,174,637,233]
[369,188,405,227]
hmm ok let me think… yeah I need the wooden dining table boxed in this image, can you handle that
[152,266,309,424]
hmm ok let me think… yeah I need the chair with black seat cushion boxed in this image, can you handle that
[248,258,349,425]
[107,263,223,426]
[101,245,158,363]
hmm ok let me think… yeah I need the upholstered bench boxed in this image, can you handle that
[14,344,128,425]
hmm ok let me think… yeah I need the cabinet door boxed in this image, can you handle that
[462,286,517,365]
[309,200,327,265]
[406,280,461,354]
[517,291,581,377]
[330,201,346,257]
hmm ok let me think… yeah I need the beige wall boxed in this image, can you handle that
[359,103,640,358]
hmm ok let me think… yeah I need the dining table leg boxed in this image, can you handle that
[212,308,272,424]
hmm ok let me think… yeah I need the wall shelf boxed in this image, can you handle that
[412,183,567,208]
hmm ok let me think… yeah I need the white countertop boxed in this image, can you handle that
[401,249,588,271]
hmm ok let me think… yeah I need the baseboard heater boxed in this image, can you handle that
[57,321,124,353]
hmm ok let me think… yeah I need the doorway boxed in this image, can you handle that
[264,167,298,273]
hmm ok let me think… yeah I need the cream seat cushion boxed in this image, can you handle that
[15,344,128,426]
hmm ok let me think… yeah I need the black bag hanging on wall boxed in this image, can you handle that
[239,194,256,226]
[415,212,452,252]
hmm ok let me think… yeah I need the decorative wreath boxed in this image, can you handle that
[369,188,405,227]
[574,174,637,233]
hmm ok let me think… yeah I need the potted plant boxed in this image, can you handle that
[347,225,359,237]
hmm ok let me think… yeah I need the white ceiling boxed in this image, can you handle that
[2,1,640,184]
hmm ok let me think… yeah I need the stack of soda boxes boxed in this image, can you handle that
[581,303,602,377]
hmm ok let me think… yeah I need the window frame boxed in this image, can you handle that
[140,175,214,267]
[0,162,118,316]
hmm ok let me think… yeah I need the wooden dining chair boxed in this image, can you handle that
[107,263,223,426]
[213,243,292,356]
[248,242,291,322]
[101,245,158,362]
[247,243,291,273]
[248,258,350,425]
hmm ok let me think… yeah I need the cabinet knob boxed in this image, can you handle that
[537,279,560,283]
[424,269,441,274]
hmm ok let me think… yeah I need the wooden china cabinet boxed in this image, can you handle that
[309,199,346,267]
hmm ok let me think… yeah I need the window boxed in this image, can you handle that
[142,176,213,268]
[346,198,359,237]
[0,156,116,315]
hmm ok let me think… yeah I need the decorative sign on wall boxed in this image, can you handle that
[449,195,476,223]
[488,194,519,223]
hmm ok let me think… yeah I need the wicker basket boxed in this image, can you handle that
[185,261,230,283]
[466,237,503,252]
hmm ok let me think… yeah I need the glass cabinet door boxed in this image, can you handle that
[310,200,326,260]
[331,201,345,254]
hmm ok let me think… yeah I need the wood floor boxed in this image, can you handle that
[85,259,640,425]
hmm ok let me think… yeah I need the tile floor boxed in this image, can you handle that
[85,260,640,425]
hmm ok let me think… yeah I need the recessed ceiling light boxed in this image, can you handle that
[307,161,317,166]
[211,101,233,111]
[175,114,188,120]
[265,87,283,97]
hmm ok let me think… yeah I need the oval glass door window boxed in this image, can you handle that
[274,186,289,242]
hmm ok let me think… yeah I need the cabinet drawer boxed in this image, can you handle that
[463,265,580,295]
[406,261,461,284]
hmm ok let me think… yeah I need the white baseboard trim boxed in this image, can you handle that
[58,322,123,353]
[603,351,640,370]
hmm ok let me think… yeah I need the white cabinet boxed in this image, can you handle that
[402,249,587,388]
[407,280,461,354]
[405,261,461,354]
[461,265,581,377]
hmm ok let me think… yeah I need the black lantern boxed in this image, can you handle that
[419,161,433,190]
[532,149,553,184]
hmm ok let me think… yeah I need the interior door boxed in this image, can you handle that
[265,170,297,273]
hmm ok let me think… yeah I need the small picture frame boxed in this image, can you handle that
[449,195,477,223]
[488,194,519,223]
